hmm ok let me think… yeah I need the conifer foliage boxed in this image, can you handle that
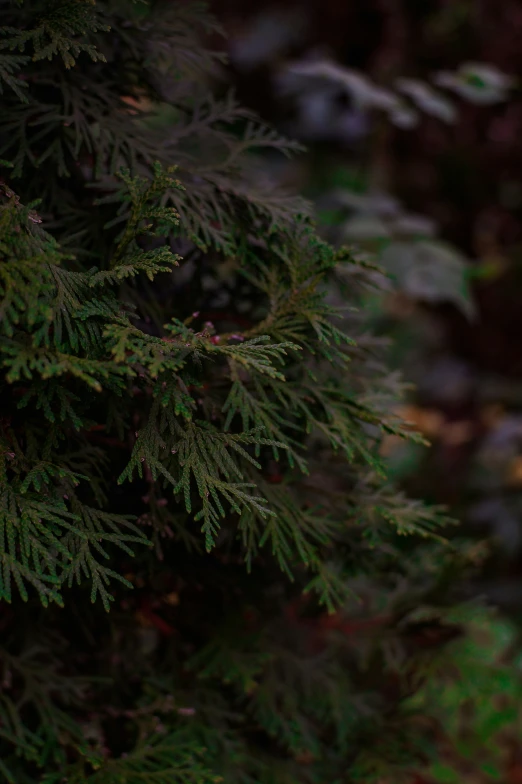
[0,1,463,782]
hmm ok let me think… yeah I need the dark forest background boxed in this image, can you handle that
[209,0,522,613]
[206,3,522,777]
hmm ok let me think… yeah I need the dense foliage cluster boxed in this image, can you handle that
[0,2,481,782]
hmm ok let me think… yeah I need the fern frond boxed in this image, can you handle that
[0,1,109,68]
[0,52,29,101]
[46,730,220,784]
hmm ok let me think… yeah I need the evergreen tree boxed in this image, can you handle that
[0,2,474,782]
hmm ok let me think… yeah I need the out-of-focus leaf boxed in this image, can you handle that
[391,213,437,237]
[285,59,402,112]
[380,240,475,318]
[396,78,457,123]
[335,189,400,216]
[434,62,514,105]
[341,215,392,241]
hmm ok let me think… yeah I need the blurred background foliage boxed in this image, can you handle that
[206,0,522,780]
